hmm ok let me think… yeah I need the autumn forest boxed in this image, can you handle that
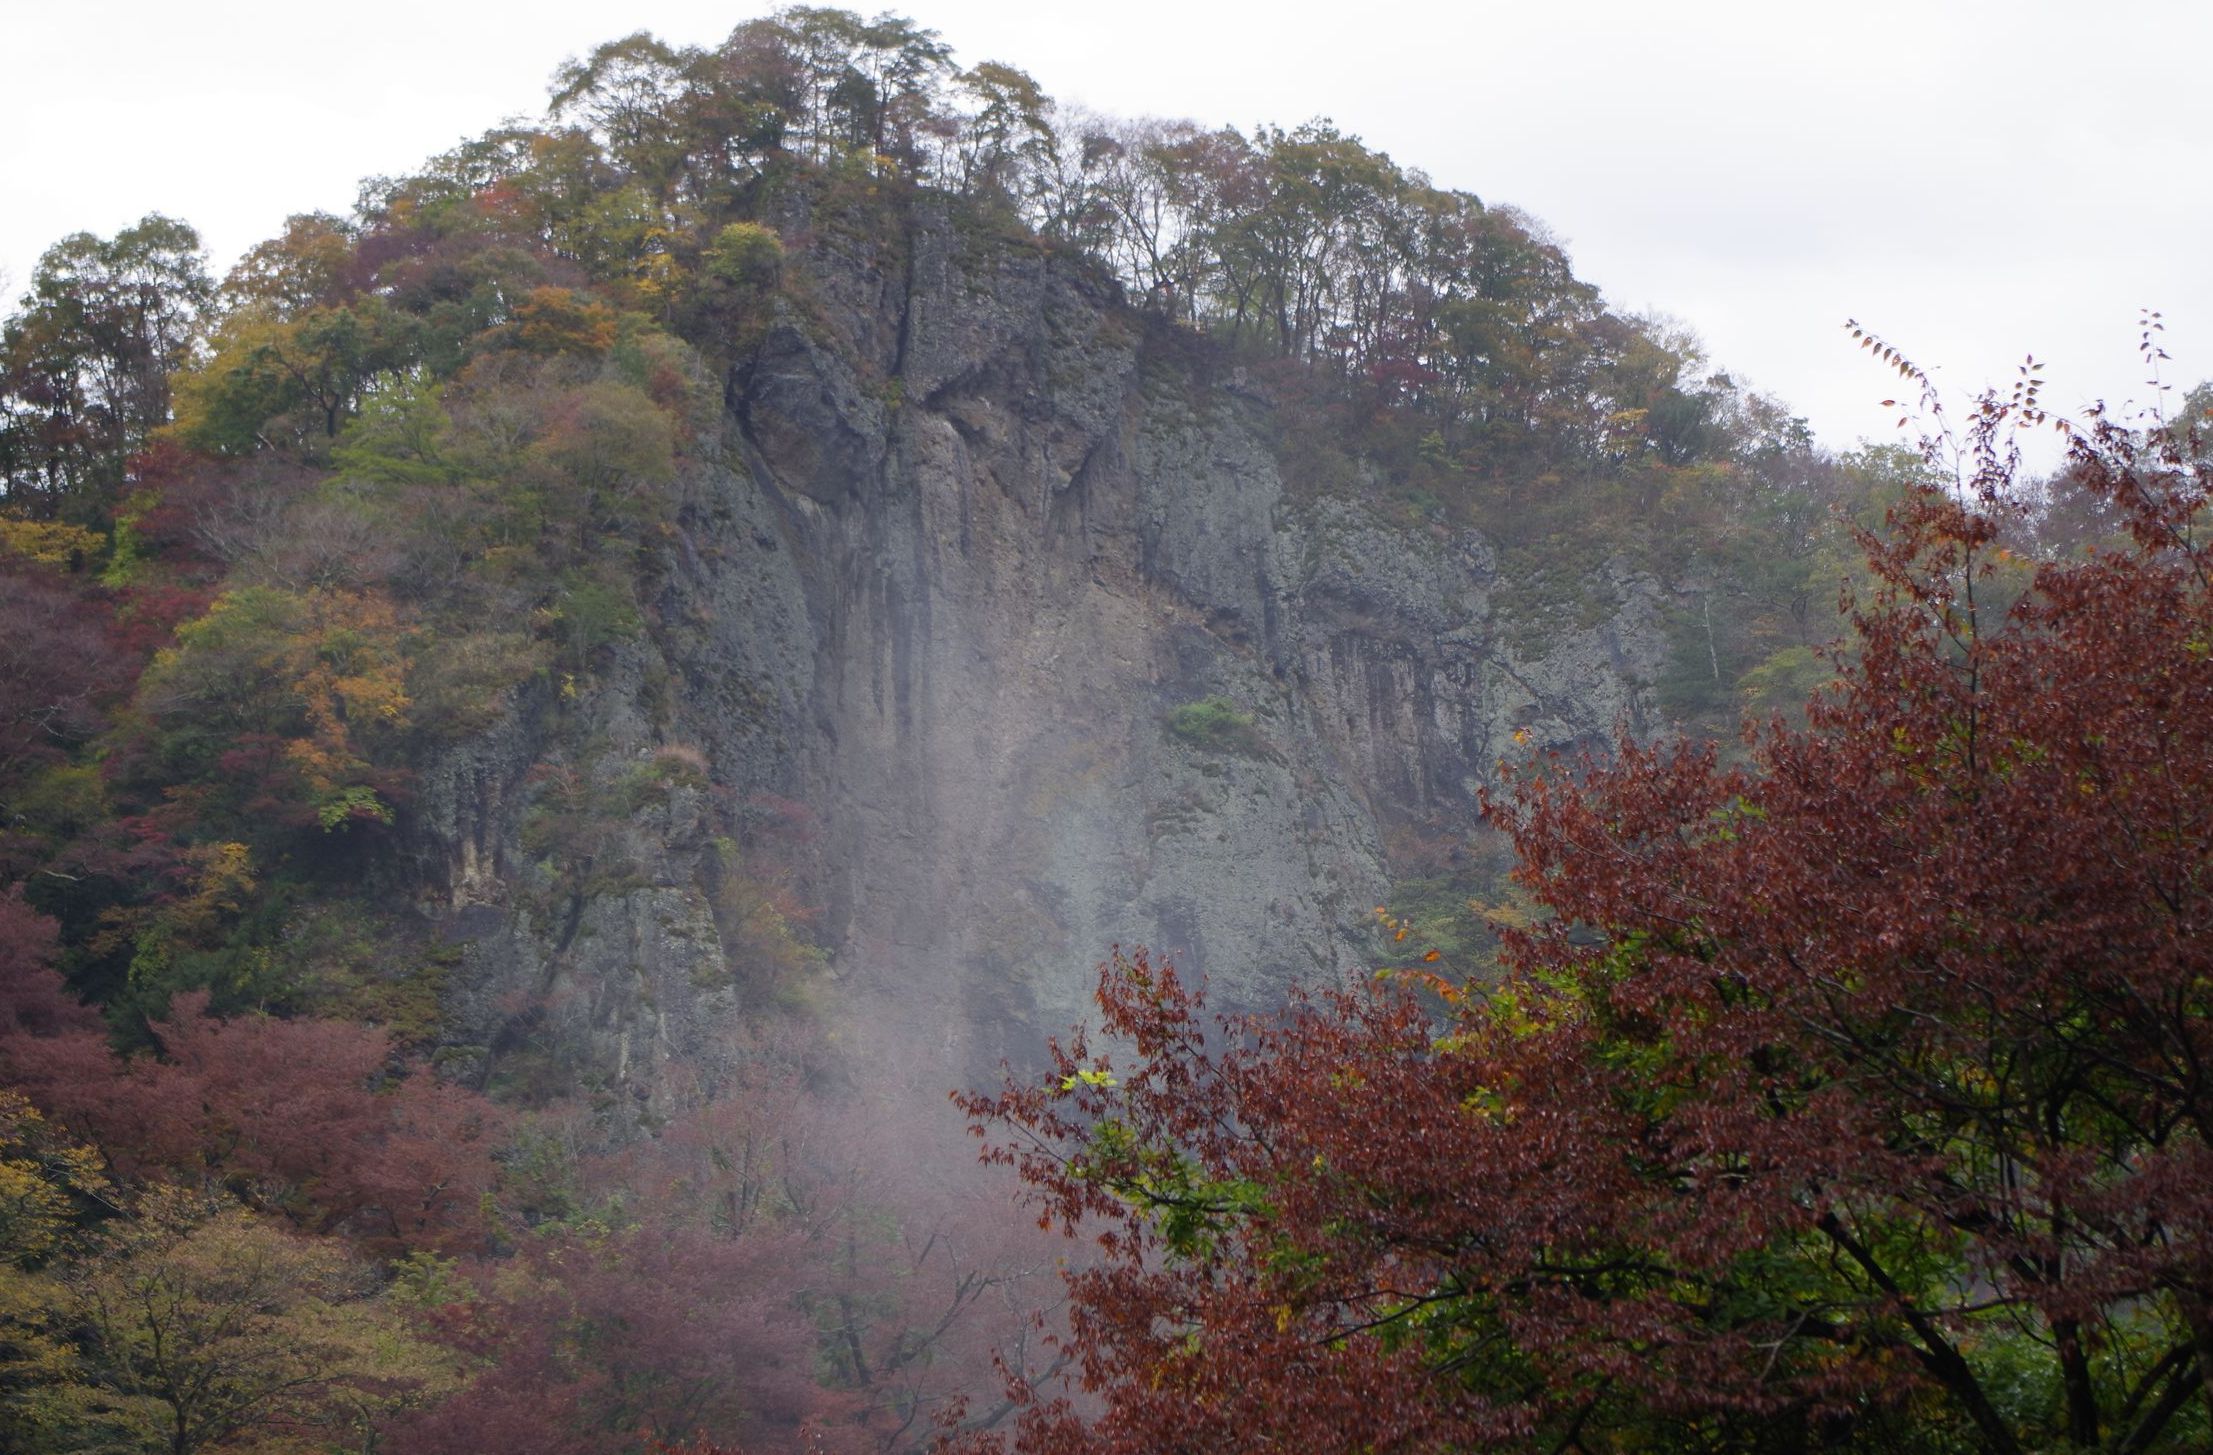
[2,8,2209,1454]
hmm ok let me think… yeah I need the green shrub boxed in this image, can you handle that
[705,222,783,291]
[1166,696,1270,758]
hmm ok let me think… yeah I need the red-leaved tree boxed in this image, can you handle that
[955,351,2213,1453]
[0,890,506,1256]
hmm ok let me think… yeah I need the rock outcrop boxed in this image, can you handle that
[410,196,1669,1106]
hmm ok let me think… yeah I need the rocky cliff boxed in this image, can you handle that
[410,196,1670,1109]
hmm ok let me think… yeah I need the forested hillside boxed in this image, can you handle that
[4,8,2197,1454]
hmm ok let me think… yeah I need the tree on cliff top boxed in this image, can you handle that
[0,216,211,518]
[955,342,2213,1453]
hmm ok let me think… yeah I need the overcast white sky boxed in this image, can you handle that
[5,0,2207,456]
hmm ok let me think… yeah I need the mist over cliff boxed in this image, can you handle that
[416,186,1696,1119]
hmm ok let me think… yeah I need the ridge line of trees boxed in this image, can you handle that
[2,5,1806,529]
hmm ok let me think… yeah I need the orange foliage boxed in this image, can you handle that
[510,286,619,356]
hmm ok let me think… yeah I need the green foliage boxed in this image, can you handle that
[705,855,828,1004]
[1164,695,1271,757]
[269,901,455,1046]
[406,628,551,736]
[331,371,452,483]
[6,764,107,844]
[107,847,304,1025]
[704,221,785,290]
[543,568,643,677]
[1736,644,1831,721]
[529,379,676,527]
[174,298,421,453]
[0,21,1986,1453]
[1372,874,1531,984]
[314,784,392,830]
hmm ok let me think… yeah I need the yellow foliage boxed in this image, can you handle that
[0,1094,113,1451]
[705,222,784,291]
[1465,896,1535,933]
[0,1092,111,1269]
[0,518,104,570]
[510,287,618,356]
[124,841,258,987]
[145,586,412,826]
[165,309,286,448]
[173,842,257,938]
[631,230,686,307]
[11,1190,463,1453]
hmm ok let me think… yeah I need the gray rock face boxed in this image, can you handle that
[414,200,1669,1104]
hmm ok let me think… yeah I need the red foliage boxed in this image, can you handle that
[122,438,236,573]
[957,389,2213,1452]
[209,731,319,827]
[107,579,218,658]
[0,557,131,790]
[1,898,505,1256]
[144,995,506,1253]
[0,886,156,1138]
[393,1217,841,1455]
[0,887,76,1034]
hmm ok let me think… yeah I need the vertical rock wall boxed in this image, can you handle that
[413,199,1668,1103]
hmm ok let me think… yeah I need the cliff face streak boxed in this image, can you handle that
[413,201,1666,1107]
